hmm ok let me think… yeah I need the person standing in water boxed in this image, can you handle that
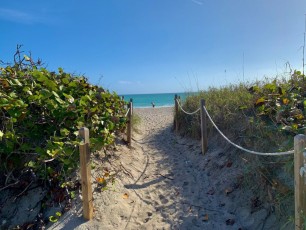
[151,102,155,108]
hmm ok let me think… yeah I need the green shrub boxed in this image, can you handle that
[0,51,127,185]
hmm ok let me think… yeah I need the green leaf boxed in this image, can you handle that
[33,70,48,82]
[45,80,58,91]
[13,79,22,86]
[0,130,3,141]
[108,121,115,131]
[60,128,70,136]
[0,98,9,107]
[53,141,64,147]
[9,92,17,98]
[52,91,65,104]
[73,131,79,136]
[264,83,276,92]
[63,93,74,103]
[52,91,60,98]
[55,97,65,104]
[24,55,31,61]
[49,216,58,223]
[47,149,59,157]
[27,161,36,168]
[292,124,298,131]
[70,191,76,199]
[23,86,33,95]
[255,97,265,105]
[68,81,78,87]
[61,77,70,84]
[40,89,52,98]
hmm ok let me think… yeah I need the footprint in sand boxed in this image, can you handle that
[158,194,169,204]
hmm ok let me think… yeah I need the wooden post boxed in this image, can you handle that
[79,127,93,220]
[130,98,133,115]
[200,99,208,154]
[294,134,306,229]
[174,94,178,133]
[127,99,133,147]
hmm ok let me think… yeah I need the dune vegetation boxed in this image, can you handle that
[176,70,306,223]
[177,70,306,151]
[0,48,127,195]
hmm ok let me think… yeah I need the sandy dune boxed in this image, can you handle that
[48,107,292,230]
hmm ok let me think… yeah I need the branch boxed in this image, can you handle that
[0,181,19,192]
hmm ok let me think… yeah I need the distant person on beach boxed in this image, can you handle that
[151,102,155,108]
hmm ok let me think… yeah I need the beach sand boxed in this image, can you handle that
[48,107,292,229]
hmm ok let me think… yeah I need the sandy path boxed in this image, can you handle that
[48,107,285,230]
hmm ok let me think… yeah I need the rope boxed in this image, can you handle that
[176,99,200,115]
[202,105,294,156]
[124,108,130,117]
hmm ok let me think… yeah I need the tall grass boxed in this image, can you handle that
[177,72,306,153]
[185,84,254,140]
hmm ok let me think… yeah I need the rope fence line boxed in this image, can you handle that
[124,107,130,117]
[176,99,200,115]
[202,105,294,156]
[175,97,294,156]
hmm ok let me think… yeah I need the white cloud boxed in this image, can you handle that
[190,0,203,5]
[0,8,35,24]
[0,8,53,25]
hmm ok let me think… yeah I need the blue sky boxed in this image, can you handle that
[0,0,305,94]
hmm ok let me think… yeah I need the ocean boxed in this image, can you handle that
[121,92,192,108]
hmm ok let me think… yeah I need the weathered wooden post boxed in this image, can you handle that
[127,99,133,147]
[200,99,208,154]
[174,94,179,133]
[294,134,306,229]
[79,127,93,220]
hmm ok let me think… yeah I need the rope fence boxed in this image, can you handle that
[174,95,306,229]
[175,95,294,156]
[202,105,294,156]
[176,99,200,115]
[124,107,130,118]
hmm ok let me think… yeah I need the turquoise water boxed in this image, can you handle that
[121,92,191,108]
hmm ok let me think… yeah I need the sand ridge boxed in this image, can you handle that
[48,107,288,230]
